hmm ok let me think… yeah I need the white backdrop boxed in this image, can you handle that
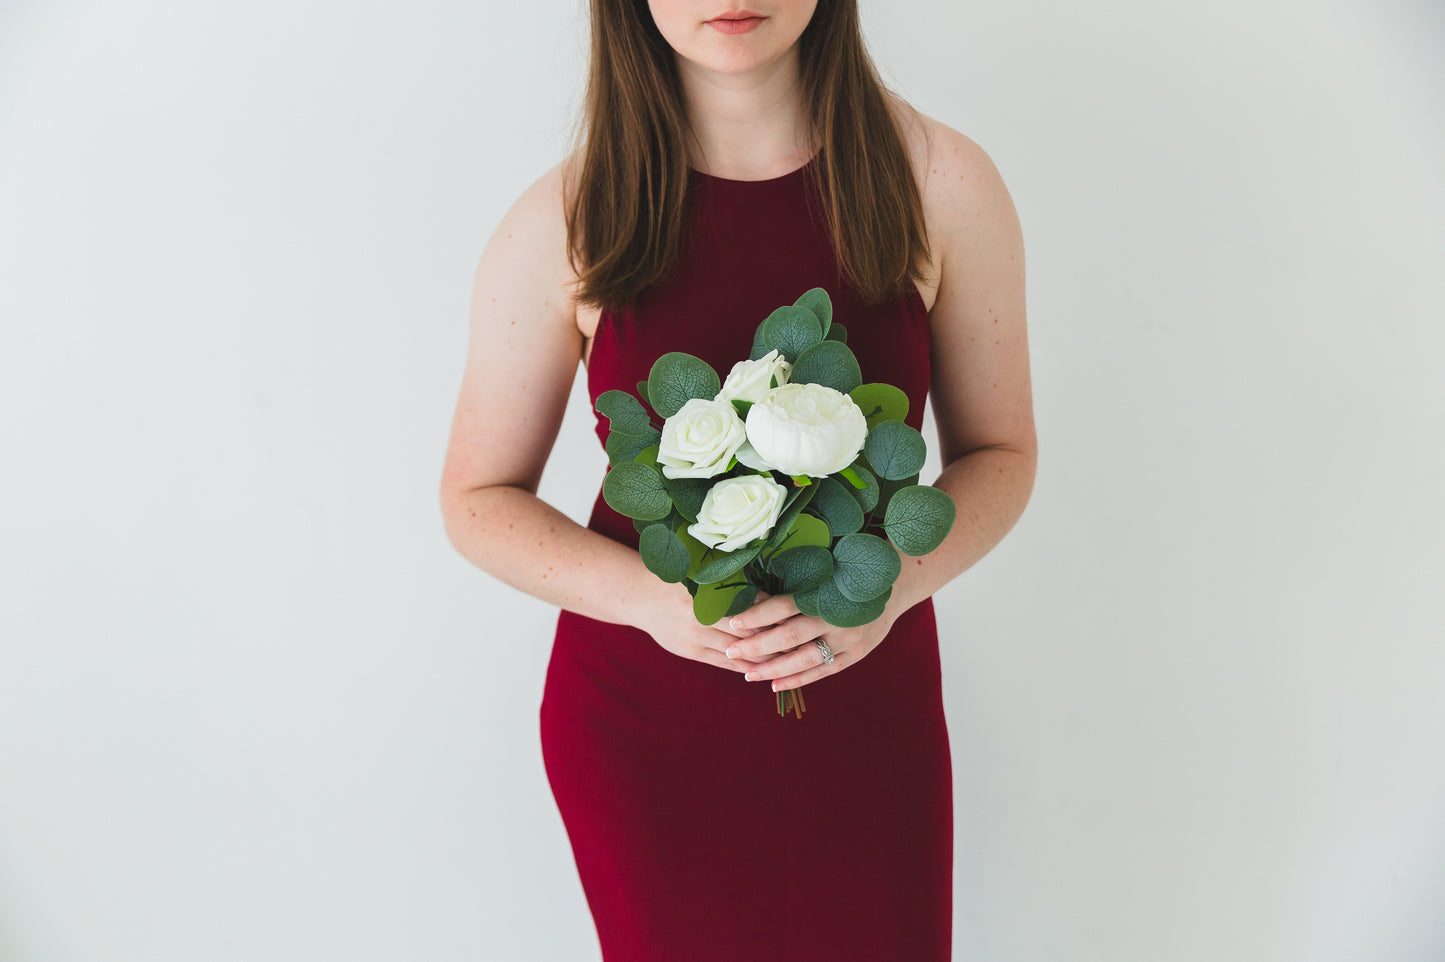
[2,1,1442,960]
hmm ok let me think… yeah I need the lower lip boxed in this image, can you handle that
[707,16,764,34]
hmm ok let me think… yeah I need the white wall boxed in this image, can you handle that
[1,1,1441,960]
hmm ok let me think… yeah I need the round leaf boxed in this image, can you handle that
[864,419,927,480]
[769,545,835,595]
[602,461,671,520]
[693,580,755,626]
[793,287,833,338]
[760,305,823,362]
[848,383,909,429]
[693,542,764,584]
[831,532,902,603]
[883,485,957,556]
[595,389,654,436]
[764,511,831,558]
[825,322,848,344]
[788,339,862,394]
[808,477,864,537]
[816,577,891,628]
[648,352,721,418]
[639,523,691,583]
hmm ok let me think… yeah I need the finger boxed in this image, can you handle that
[723,615,822,661]
[741,637,835,682]
[769,652,849,692]
[693,646,754,673]
[728,593,800,633]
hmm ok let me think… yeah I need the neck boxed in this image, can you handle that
[674,49,814,179]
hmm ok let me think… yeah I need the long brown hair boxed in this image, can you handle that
[563,0,932,311]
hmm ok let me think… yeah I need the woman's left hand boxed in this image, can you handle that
[719,594,897,692]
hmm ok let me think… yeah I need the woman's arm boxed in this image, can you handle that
[724,120,1037,688]
[438,160,764,671]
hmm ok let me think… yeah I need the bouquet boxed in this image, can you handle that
[595,288,955,718]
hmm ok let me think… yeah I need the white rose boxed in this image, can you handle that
[688,474,789,553]
[715,348,793,404]
[742,382,869,478]
[657,397,747,479]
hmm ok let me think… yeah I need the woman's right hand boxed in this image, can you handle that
[636,580,785,674]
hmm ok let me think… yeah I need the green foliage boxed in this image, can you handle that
[849,383,909,429]
[601,461,671,520]
[639,523,691,583]
[841,463,880,513]
[693,580,756,625]
[661,474,713,522]
[816,579,891,628]
[761,483,818,554]
[883,485,957,556]
[792,584,821,617]
[759,305,823,362]
[863,420,927,480]
[764,511,831,559]
[596,389,653,436]
[769,545,834,595]
[825,322,847,344]
[605,427,660,464]
[831,532,901,602]
[693,542,764,584]
[875,471,921,515]
[788,340,862,394]
[793,287,833,338]
[647,352,721,418]
[808,477,864,537]
[636,380,651,408]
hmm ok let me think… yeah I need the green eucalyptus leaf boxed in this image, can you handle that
[770,545,834,595]
[693,542,764,584]
[788,340,862,394]
[831,532,902,602]
[883,485,957,556]
[639,523,691,583]
[817,576,891,628]
[792,584,822,617]
[848,383,909,430]
[636,380,651,409]
[764,509,831,559]
[660,474,713,522]
[648,352,721,418]
[809,477,864,537]
[875,471,921,515]
[595,389,654,436]
[605,424,661,465]
[693,580,751,626]
[760,305,823,362]
[761,483,818,554]
[601,461,671,520]
[863,420,927,480]
[824,322,848,344]
[793,287,833,338]
[842,463,880,513]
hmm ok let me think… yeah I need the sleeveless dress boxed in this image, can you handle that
[539,153,953,961]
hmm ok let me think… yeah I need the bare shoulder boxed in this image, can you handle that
[439,156,588,502]
[884,95,1020,303]
[884,95,1034,465]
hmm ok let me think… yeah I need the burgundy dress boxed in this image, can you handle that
[539,153,953,960]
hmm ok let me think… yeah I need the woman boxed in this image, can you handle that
[440,1,1035,958]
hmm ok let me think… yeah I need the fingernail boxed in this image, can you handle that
[771,682,778,692]
[726,646,740,659]
[745,671,758,681]
[729,618,744,630]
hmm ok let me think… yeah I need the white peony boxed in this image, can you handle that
[715,348,793,405]
[657,397,747,479]
[688,474,789,553]
[742,382,869,478]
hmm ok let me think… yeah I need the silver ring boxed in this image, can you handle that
[814,639,835,665]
